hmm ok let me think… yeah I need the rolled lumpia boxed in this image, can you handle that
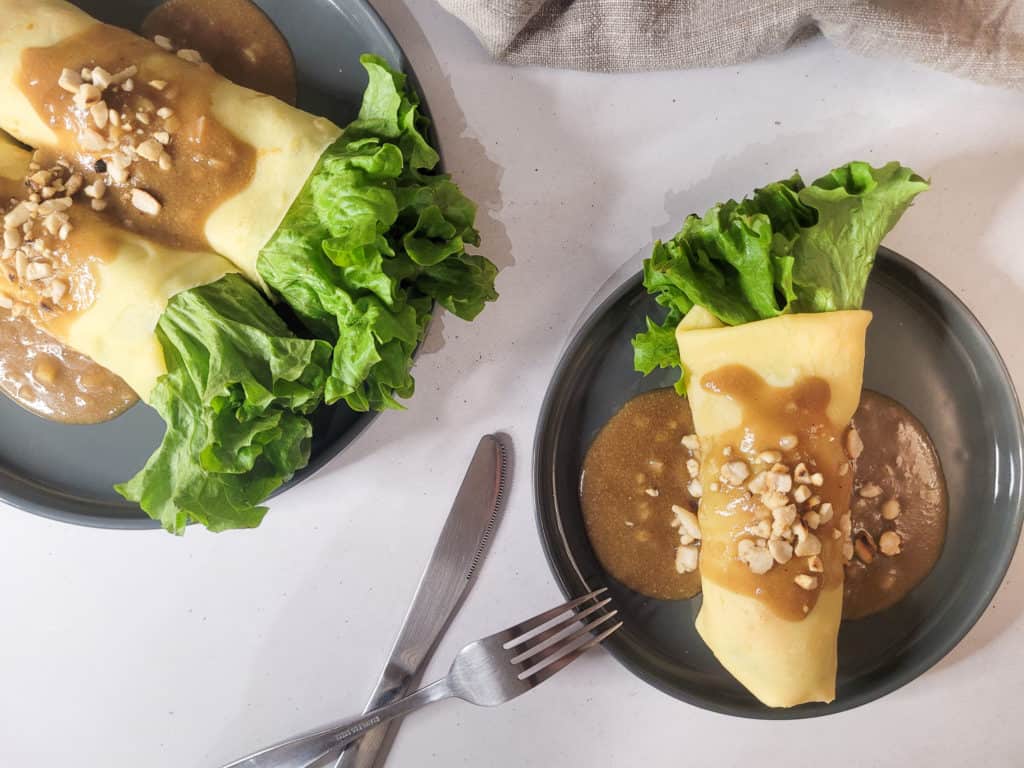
[0,137,232,397]
[632,161,929,706]
[0,137,331,533]
[677,307,869,706]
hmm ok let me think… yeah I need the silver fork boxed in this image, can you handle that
[221,589,620,768]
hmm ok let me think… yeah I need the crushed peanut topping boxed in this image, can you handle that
[881,498,901,520]
[768,539,793,564]
[671,504,702,542]
[879,531,902,556]
[846,425,864,459]
[177,48,204,65]
[793,522,822,557]
[818,502,834,524]
[778,434,799,450]
[675,544,699,574]
[842,540,855,562]
[719,459,750,487]
[52,53,186,222]
[794,574,819,591]
[130,188,162,215]
[0,160,92,317]
[859,482,883,499]
[771,504,797,539]
[746,519,771,539]
[737,538,774,575]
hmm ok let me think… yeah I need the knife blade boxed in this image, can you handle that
[332,433,510,768]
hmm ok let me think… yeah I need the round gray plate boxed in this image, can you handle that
[534,247,1024,717]
[0,0,424,528]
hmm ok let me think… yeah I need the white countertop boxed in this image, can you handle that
[4,2,1024,766]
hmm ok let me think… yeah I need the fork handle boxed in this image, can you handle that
[220,679,454,768]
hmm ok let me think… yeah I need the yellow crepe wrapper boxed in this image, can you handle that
[0,0,340,289]
[677,306,871,707]
[0,138,234,399]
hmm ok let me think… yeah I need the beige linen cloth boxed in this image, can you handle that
[437,1,1024,87]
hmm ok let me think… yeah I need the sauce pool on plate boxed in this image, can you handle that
[141,0,298,105]
[843,390,948,619]
[581,387,948,618]
[580,388,702,600]
[0,307,136,423]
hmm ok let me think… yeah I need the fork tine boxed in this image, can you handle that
[509,598,613,664]
[516,609,619,676]
[500,588,607,648]
[519,619,623,683]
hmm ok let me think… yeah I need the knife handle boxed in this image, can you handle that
[333,660,422,767]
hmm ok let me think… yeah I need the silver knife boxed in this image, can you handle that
[332,433,510,768]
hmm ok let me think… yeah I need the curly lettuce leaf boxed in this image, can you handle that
[633,161,928,388]
[258,54,497,412]
[632,311,687,394]
[115,275,332,534]
[790,162,929,312]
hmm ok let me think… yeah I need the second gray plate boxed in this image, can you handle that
[535,247,1024,718]
[0,0,422,529]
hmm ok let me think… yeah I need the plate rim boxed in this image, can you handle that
[0,0,436,530]
[533,246,1024,718]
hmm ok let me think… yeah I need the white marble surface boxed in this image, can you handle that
[4,2,1024,765]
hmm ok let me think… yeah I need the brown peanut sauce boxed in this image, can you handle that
[1,2,296,424]
[0,171,112,331]
[18,22,256,252]
[579,385,948,623]
[0,306,135,423]
[843,391,947,619]
[141,0,298,105]
[0,167,137,422]
[698,366,849,621]
[580,388,702,600]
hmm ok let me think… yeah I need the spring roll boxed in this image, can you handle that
[632,162,929,706]
[677,307,869,706]
[0,0,339,288]
[0,137,232,397]
[0,0,498,412]
[0,137,331,533]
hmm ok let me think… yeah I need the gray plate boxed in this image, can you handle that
[0,0,427,529]
[534,247,1024,718]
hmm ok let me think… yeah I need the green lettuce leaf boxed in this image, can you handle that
[632,312,687,394]
[789,162,929,312]
[633,161,928,388]
[258,54,497,412]
[115,274,332,534]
